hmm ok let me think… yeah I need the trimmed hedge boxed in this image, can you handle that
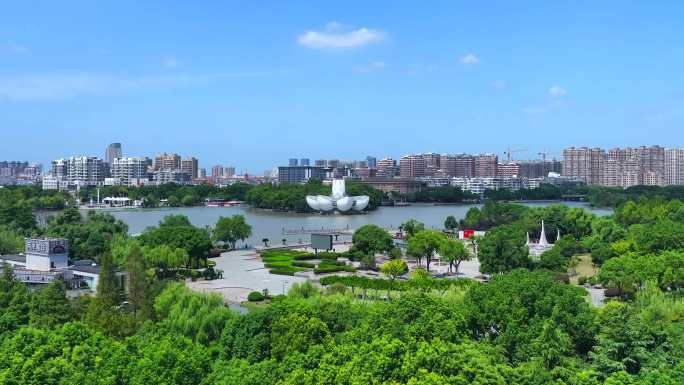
[269,266,303,276]
[319,275,476,292]
[314,265,356,274]
[292,261,315,268]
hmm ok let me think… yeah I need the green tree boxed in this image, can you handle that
[28,280,73,328]
[352,224,394,257]
[478,224,530,274]
[270,313,331,359]
[407,230,445,271]
[139,220,212,268]
[85,252,127,337]
[214,214,253,249]
[0,227,24,254]
[143,244,189,276]
[380,259,408,299]
[444,215,458,231]
[126,241,152,324]
[159,214,192,227]
[439,238,470,275]
[401,219,425,238]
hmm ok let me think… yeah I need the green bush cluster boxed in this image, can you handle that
[247,291,265,301]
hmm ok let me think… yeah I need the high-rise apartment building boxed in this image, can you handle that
[288,158,299,167]
[474,154,498,177]
[366,156,377,169]
[300,158,310,167]
[224,166,236,177]
[105,143,122,165]
[154,153,181,170]
[376,158,399,177]
[211,165,223,177]
[111,157,150,186]
[181,157,199,179]
[400,154,426,178]
[665,148,684,185]
[497,162,521,177]
[562,147,605,184]
[602,145,665,187]
[314,159,327,167]
[277,166,332,184]
[52,156,106,186]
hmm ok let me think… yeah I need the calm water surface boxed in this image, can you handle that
[107,202,612,246]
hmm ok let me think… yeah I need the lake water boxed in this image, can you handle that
[107,202,612,246]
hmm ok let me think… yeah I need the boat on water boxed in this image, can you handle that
[205,198,244,208]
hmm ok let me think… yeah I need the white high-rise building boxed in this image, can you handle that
[51,156,105,187]
[665,148,684,186]
[111,157,150,186]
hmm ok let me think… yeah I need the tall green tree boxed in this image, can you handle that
[444,215,458,231]
[85,252,127,337]
[126,242,152,323]
[401,219,425,239]
[478,224,530,274]
[439,238,470,275]
[352,224,394,257]
[380,259,408,300]
[28,280,73,328]
[407,230,445,271]
[213,215,253,249]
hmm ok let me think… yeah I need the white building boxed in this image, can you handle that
[0,238,123,292]
[665,148,684,186]
[42,175,69,191]
[111,156,150,186]
[50,156,106,187]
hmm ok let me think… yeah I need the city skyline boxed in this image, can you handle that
[2,2,684,170]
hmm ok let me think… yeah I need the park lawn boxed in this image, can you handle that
[569,254,599,284]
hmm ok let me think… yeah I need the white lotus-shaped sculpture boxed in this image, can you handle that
[306,179,369,212]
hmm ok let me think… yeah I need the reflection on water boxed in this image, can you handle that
[108,202,612,246]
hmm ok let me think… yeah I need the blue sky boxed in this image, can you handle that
[1,1,684,172]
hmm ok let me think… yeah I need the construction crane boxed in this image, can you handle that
[504,147,528,162]
[538,149,558,162]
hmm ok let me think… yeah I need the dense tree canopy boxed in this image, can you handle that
[478,223,530,274]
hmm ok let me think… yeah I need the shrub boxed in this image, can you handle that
[292,261,315,268]
[327,282,347,295]
[293,253,316,260]
[578,276,588,285]
[269,267,303,276]
[314,265,356,274]
[247,291,265,301]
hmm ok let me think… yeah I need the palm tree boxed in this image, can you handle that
[262,238,269,247]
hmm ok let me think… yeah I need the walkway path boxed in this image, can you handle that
[186,249,305,303]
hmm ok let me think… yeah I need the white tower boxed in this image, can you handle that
[538,220,548,246]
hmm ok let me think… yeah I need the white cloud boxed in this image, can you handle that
[162,56,181,68]
[460,53,479,65]
[353,61,387,73]
[297,23,385,49]
[0,72,272,102]
[0,44,29,54]
[548,85,567,97]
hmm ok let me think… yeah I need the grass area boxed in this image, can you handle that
[569,254,599,285]
[259,249,355,276]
